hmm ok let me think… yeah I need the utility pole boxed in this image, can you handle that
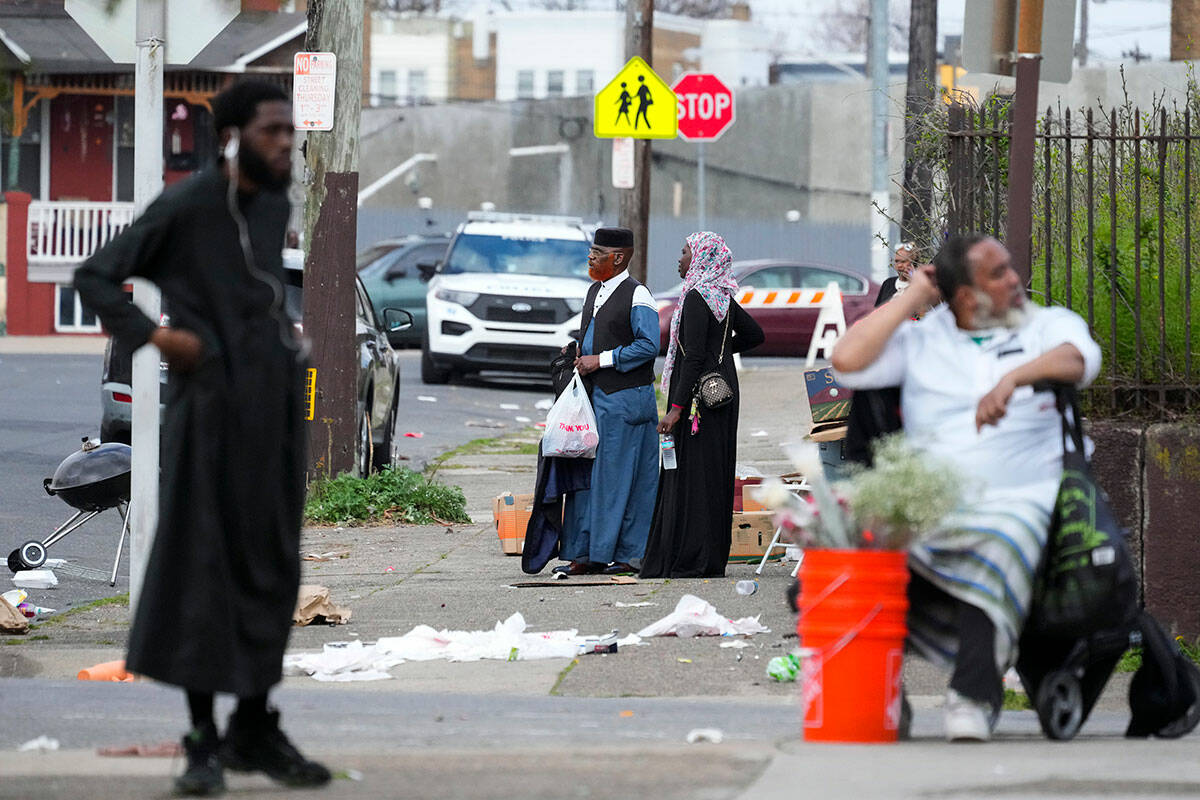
[130,0,165,610]
[302,1,363,479]
[1076,0,1088,66]
[869,0,890,284]
[620,0,652,283]
[1006,0,1043,290]
[901,0,936,249]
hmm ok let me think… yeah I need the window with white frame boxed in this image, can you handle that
[377,70,397,104]
[56,285,101,333]
[576,70,594,96]
[516,70,535,99]
[408,70,427,104]
[546,70,564,98]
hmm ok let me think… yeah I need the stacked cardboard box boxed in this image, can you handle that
[492,493,535,555]
[728,511,783,563]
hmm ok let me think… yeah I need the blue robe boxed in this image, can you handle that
[560,301,660,565]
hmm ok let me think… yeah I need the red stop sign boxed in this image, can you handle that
[673,73,735,141]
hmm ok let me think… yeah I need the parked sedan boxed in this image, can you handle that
[655,260,880,357]
[356,234,451,348]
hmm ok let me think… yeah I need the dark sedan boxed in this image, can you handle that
[655,260,880,356]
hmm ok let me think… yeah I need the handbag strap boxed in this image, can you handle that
[676,301,732,364]
[1055,384,1086,459]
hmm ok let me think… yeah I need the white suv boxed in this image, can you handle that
[420,212,593,383]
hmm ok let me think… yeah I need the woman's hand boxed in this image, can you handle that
[150,327,204,373]
[657,406,682,435]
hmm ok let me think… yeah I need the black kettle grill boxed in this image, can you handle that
[7,437,133,586]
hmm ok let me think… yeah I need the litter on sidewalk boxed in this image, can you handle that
[98,742,183,758]
[1,596,29,634]
[283,613,644,682]
[685,728,724,744]
[635,594,770,638]
[293,585,352,626]
[302,550,350,562]
[12,569,58,589]
[17,735,59,753]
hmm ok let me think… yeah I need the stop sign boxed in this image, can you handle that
[673,73,735,141]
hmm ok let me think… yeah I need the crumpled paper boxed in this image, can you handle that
[293,585,351,626]
[0,596,29,634]
[283,613,643,682]
[635,594,770,638]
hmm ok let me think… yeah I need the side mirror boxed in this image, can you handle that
[384,264,408,282]
[383,307,414,333]
[417,261,438,282]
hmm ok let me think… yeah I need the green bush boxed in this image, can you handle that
[305,467,471,526]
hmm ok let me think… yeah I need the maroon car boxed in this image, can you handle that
[655,260,880,356]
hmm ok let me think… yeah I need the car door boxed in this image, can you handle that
[355,280,391,430]
[385,241,448,341]
[737,266,807,356]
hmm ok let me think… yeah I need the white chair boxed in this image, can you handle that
[753,477,810,577]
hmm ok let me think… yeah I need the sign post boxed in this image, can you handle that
[672,73,735,234]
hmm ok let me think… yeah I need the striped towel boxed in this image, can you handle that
[906,485,1054,674]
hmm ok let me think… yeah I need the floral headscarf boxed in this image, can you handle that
[661,231,738,396]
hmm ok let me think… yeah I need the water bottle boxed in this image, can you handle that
[735,579,758,596]
[660,434,677,470]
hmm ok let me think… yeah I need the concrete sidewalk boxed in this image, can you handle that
[0,335,108,355]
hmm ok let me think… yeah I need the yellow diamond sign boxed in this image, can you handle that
[594,57,678,139]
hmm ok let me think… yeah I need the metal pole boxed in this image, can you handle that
[869,0,890,283]
[697,141,706,231]
[129,0,165,609]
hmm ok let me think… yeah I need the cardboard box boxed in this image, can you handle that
[734,476,763,512]
[728,511,784,563]
[493,492,535,556]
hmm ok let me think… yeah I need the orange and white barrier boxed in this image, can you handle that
[736,286,835,309]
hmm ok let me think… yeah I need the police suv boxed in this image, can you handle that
[420,212,593,383]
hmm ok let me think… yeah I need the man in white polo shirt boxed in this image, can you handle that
[832,233,1101,742]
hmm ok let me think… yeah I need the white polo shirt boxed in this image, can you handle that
[834,304,1102,503]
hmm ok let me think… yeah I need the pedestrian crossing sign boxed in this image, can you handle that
[594,57,677,139]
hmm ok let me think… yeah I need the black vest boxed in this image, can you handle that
[579,276,656,394]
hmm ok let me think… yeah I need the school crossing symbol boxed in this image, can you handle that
[593,57,677,139]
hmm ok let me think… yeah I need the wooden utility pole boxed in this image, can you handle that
[302,0,363,479]
[1006,0,1043,289]
[1172,0,1200,60]
[620,0,652,284]
[901,0,937,248]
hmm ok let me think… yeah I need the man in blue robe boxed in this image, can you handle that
[556,227,660,575]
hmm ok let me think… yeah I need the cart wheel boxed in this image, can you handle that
[17,541,47,570]
[1036,669,1084,740]
[1155,662,1200,739]
[6,549,22,574]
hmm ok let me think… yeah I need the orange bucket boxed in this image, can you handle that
[797,548,909,742]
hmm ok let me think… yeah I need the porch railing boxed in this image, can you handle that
[27,200,137,266]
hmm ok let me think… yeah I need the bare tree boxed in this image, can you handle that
[815,0,909,54]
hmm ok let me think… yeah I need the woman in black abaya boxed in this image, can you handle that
[640,232,763,578]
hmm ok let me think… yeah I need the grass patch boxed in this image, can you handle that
[426,432,540,475]
[1003,688,1032,711]
[1116,637,1200,673]
[33,593,129,629]
[5,635,50,644]
[305,467,471,526]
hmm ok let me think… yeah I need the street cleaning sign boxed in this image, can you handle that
[594,57,677,139]
[293,52,337,131]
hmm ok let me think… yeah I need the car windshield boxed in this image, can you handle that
[356,244,399,271]
[441,233,590,279]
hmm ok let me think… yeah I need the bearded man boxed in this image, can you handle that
[554,227,660,576]
[832,234,1101,742]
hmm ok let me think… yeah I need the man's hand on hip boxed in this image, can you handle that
[976,374,1016,431]
[574,354,601,375]
[150,328,204,373]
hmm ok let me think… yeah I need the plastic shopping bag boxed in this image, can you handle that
[541,371,599,458]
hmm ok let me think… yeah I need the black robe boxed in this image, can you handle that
[640,292,764,578]
[74,169,305,697]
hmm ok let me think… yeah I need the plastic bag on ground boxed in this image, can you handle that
[636,594,770,638]
[541,371,599,458]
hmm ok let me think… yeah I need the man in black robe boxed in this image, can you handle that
[74,81,329,796]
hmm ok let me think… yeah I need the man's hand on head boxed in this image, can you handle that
[150,328,204,373]
[975,374,1016,431]
[908,264,941,308]
[574,354,601,376]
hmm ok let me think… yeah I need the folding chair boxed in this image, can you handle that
[753,476,810,577]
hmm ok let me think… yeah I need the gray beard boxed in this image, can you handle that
[970,289,1028,330]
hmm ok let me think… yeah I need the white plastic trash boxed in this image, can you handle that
[12,569,58,590]
[541,372,599,459]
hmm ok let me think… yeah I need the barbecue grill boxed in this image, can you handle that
[7,437,133,586]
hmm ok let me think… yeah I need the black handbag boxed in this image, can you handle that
[679,310,733,410]
[1027,386,1138,638]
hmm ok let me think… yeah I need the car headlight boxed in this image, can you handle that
[434,288,479,306]
[565,297,584,314]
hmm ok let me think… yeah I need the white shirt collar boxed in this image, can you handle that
[600,270,630,291]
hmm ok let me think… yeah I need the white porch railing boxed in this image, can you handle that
[27,200,137,266]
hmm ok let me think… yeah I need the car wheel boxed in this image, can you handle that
[421,335,451,384]
[357,408,373,478]
[373,389,397,472]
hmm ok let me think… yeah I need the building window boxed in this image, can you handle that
[55,285,101,333]
[408,70,427,104]
[546,70,564,98]
[516,70,535,99]
[377,70,397,104]
[576,70,594,96]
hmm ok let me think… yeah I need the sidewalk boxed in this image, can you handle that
[0,335,108,355]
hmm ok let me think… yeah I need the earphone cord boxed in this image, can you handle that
[225,155,301,359]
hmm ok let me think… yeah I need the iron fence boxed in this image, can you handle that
[945,102,1200,414]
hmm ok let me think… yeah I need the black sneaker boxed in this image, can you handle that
[219,708,331,788]
[174,722,225,797]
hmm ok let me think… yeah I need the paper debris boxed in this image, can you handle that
[613,601,657,608]
[636,594,770,639]
[751,430,769,437]
[685,728,724,744]
[465,419,506,429]
[0,596,29,634]
[719,640,752,649]
[302,550,350,562]
[534,398,554,411]
[515,416,532,423]
[12,569,57,589]
[418,396,438,403]
[44,559,68,568]
[500,403,521,410]
[17,736,60,753]
[293,585,352,626]
[404,432,424,438]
